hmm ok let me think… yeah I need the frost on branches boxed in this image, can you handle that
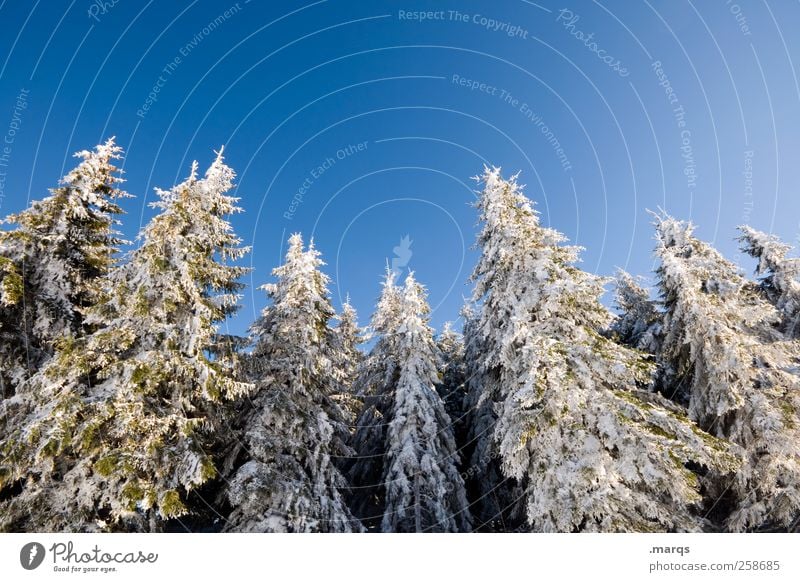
[0,139,129,399]
[330,297,365,425]
[655,215,800,531]
[738,226,800,339]
[461,301,525,531]
[1,139,798,534]
[436,322,468,449]
[0,150,252,531]
[469,168,738,532]
[612,270,662,355]
[224,234,360,533]
[347,268,404,522]
[349,271,471,532]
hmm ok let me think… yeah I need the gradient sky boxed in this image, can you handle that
[1,0,799,337]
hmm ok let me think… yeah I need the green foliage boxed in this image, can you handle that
[200,457,217,482]
[122,481,145,510]
[94,455,119,477]
[0,257,23,306]
[0,465,11,490]
[158,490,188,519]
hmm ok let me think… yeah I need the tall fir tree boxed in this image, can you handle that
[347,268,404,522]
[738,225,800,339]
[462,301,527,532]
[436,322,468,450]
[330,296,364,425]
[468,168,738,532]
[655,215,800,531]
[224,234,361,533]
[612,270,662,354]
[382,274,471,532]
[0,139,129,399]
[0,150,251,531]
[350,272,471,532]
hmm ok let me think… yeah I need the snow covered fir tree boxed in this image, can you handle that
[348,270,471,532]
[465,168,740,532]
[1,149,252,531]
[224,234,361,533]
[0,139,129,402]
[1,141,798,533]
[653,216,800,531]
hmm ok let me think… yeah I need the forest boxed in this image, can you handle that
[0,139,798,533]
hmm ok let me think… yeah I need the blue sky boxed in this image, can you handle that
[1,0,799,337]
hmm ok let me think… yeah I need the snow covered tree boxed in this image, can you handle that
[224,234,361,533]
[0,149,251,531]
[0,139,129,398]
[612,269,662,354]
[333,297,364,384]
[461,301,526,532]
[738,226,800,339]
[349,271,471,532]
[380,274,471,532]
[330,297,364,425]
[347,268,404,522]
[468,168,738,532]
[655,215,800,531]
[436,322,468,448]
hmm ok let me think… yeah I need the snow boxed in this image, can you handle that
[1,147,798,533]
[348,271,471,532]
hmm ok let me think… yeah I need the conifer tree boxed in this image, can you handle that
[0,139,129,398]
[436,322,468,448]
[738,226,800,338]
[0,150,251,531]
[655,215,800,531]
[612,270,662,353]
[224,234,361,533]
[468,168,737,532]
[350,272,471,532]
[461,301,524,531]
[347,268,404,522]
[331,297,364,425]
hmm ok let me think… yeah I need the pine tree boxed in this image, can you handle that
[612,269,662,353]
[350,271,471,532]
[0,139,129,398]
[331,297,364,425]
[347,268,404,523]
[0,150,251,531]
[382,274,471,532]
[738,226,800,338]
[462,303,527,532]
[468,168,738,532]
[655,215,800,531]
[436,322,468,448]
[224,234,361,533]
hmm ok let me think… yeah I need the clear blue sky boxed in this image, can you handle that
[1,0,799,337]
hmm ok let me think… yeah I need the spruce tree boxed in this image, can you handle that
[461,301,524,531]
[224,234,361,533]
[436,322,468,448]
[468,168,737,532]
[331,297,364,425]
[350,272,471,532]
[0,150,251,531]
[738,226,800,338]
[347,268,404,522]
[612,270,662,353]
[655,215,800,531]
[0,139,129,398]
